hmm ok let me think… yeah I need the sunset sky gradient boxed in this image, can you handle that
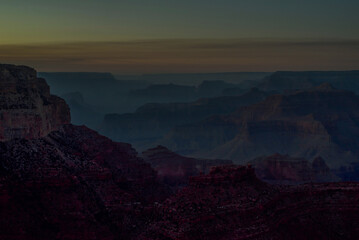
[1,0,358,73]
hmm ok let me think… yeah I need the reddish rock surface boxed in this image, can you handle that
[0,64,70,141]
[250,153,340,184]
[0,124,170,239]
[0,64,169,239]
[141,166,359,240]
[142,145,232,189]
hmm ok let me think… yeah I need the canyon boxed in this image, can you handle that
[163,83,359,180]
[1,64,359,239]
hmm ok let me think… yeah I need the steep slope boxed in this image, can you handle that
[141,166,359,240]
[163,84,359,176]
[0,65,170,239]
[0,125,170,239]
[0,64,70,141]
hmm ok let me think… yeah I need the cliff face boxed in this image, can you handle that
[141,166,359,240]
[0,64,70,141]
[142,145,232,189]
[0,64,169,239]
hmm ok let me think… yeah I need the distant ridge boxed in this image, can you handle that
[162,84,359,179]
[258,70,359,92]
[116,72,272,85]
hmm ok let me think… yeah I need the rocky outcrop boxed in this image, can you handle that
[0,65,170,239]
[142,145,232,189]
[0,64,70,141]
[141,166,359,240]
[0,124,170,239]
[249,154,340,184]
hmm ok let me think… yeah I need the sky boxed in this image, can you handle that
[0,0,358,73]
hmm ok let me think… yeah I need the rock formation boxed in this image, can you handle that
[141,166,359,240]
[0,64,70,141]
[0,64,169,239]
[2,64,359,239]
[249,153,340,184]
[0,124,170,239]
[163,85,359,179]
[101,87,272,150]
[257,70,359,93]
[142,145,232,189]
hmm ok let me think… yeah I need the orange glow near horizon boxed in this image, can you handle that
[1,39,358,74]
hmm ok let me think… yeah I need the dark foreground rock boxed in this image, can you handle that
[140,166,359,240]
[250,153,340,184]
[142,145,232,189]
[0,124,170,239]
